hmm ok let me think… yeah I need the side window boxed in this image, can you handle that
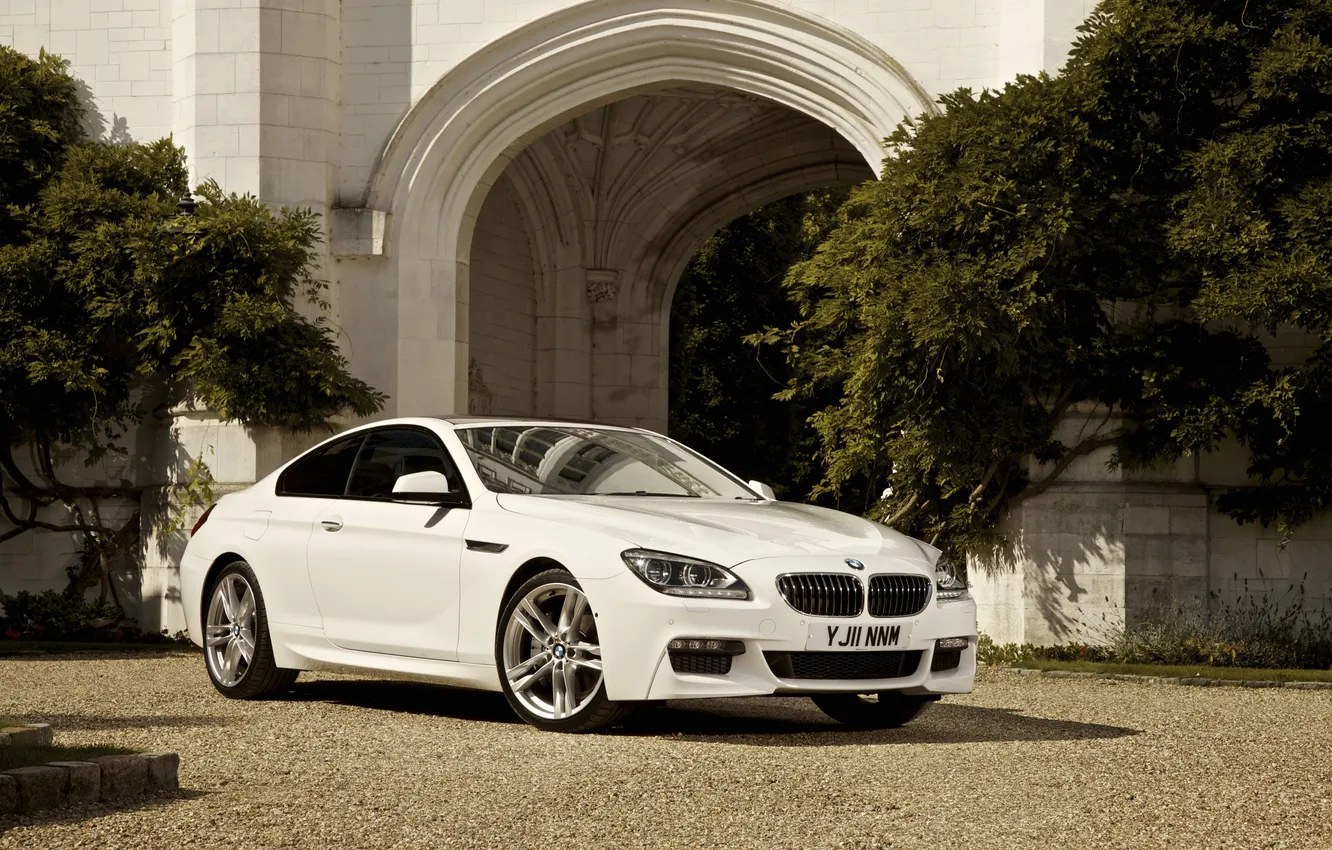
[346,428,464,500]
[278,435,364,497]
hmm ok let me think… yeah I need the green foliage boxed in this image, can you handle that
[975,634,1036,667]
[0,46,386,602]
[762,0,1332,552]
[0,589,118,640]
[0,47,82,245]
[166,448,216,537]
[670,189,868,505]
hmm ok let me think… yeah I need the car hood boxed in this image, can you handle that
[494,495,936,568]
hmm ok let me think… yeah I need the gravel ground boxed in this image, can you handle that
[1,653,1330,849]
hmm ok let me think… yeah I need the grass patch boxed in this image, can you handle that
[1013,659,1332,682]
[0,745,136,771]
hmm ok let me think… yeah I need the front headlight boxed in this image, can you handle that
[934,555,968,600]
[622,550,751,600]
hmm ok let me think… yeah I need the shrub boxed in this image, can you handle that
[0,589,176,642]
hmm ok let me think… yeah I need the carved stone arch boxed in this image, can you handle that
[367,0,933,416]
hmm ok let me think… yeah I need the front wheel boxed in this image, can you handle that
[204,561,298,699]
[496,568,633,733]
[811,692,935,729]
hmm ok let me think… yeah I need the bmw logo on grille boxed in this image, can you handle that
[845,558,865,570]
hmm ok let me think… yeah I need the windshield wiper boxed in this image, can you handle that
[596,491,700,497]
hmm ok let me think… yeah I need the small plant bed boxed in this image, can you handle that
[1006,659,1332,684]
[0,590,192,645]
[0,640,195,657]
[0,745,135,772]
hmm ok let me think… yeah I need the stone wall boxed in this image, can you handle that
[973,405,1332,646]
[0,0,172,143]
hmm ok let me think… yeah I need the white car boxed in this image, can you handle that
[181,417,976,732]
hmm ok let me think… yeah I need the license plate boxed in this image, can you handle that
[807,621,912,651]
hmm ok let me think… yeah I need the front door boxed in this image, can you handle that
[306,427,470,660]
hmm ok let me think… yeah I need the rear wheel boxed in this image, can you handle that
[811,692,934,729]
[204,561,298,699]
[497,568,633,733]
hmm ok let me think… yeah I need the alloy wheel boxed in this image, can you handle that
[502,582,604,720]
[205,573,257,687]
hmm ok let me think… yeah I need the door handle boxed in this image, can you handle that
[320,517,344,532]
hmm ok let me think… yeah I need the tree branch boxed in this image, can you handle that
[968,460,1002,507]
[1012,435,1121,507]
[0,484,119,538]
[886,492,920,526]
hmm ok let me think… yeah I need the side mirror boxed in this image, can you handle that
[392,471,467,505]
[747,480,777,501]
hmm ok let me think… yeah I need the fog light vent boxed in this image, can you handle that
[936,637,970,650]
[670,654,733,675]
[667,638,743,676]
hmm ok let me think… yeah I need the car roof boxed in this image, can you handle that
[430,415,646,432]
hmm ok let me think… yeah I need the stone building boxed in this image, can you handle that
[1,0,1327,643]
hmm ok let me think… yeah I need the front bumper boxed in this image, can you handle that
[588,558,977,702]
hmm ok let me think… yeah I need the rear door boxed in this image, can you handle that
[305,426,470,660]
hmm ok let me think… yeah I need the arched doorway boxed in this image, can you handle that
[363,0,933,422]
[465,84,873,427]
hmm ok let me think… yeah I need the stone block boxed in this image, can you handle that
[48,761,100,804]
[5,765,67,813]
[0,774,14,814]
[1285,682,1332,690]
[1242,680,1280,689]
[1123,506,1170,535]
[138,752,180,790]
[1169,506,1208,537]
[94,754,148,800]
[2,723,53,747]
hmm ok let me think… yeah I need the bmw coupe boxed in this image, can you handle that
[181,417,977,732]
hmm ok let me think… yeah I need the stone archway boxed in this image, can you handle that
[364,0,934,420]
[465,84,874,428]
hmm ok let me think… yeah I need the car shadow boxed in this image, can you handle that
[617,699,1142,746]
[284,681,1139,744]
[287,679,522,724]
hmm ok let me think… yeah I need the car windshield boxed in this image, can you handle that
[454,425,758,499]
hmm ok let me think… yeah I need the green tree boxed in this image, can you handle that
[0,47,384,604]
[759,0,1332,552]
[669,189,860,504]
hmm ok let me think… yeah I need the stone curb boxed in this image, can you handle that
[0,751,180,815]
[0,724,54,748]
[990,666,1332,690]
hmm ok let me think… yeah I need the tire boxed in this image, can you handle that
[203,560,298,699]
[496,568,634,733]
[811,692,935,729]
